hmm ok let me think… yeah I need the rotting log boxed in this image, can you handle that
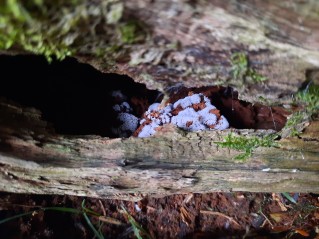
[1,0,319,201]
[85,0,319,104]
[0,101,318,201]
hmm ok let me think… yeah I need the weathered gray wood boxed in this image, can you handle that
[85,0,319,105]
[1,0,319,200]
[0,101,318,201]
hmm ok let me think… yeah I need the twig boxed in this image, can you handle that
[98,200,106,216]
[200,210,240,227]
[180,206,192,226]
[258,208,274,227]
[98,216,123,225]
[182,193,194,205]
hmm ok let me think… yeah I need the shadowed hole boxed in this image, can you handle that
[0,55,160,138]
[0,55,287,138]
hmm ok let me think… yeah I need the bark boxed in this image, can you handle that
[1,0,319,200]
[87,0,319,104]
[0,100,318,201]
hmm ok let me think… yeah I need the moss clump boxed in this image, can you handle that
[283,111,307,137]
[0,0,146,62]
[231,52,267,84]
[119,21,145,44]
[216,133,278,160]
[0,0,79,62]
[282,83,319,137]
[296,83,319,116]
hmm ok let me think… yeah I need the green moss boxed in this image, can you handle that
[105,1,123,24]
[0,0,78,62]
[0,0,144,63]
[215,133,278,160]
[296,83,319,116]
[119,21,141,44]
[282,83,319,137]
[43,143,73,154]
[231,52,267,84]
[231,52,247,80]
[283,111,307,137]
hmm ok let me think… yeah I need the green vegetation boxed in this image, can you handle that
[281,192,297,204]
[283,111,307,137]
[282,83,319,137]
[296,83,319,116]
[0,200,151,239]
[216,133,278,160]
[81,199,105,239]
[0,206,80,224]
[0,199,122,239]
[120,205,151,239]
[0,0,78,62]
[231,52,267,84]
[119,21,145,44]
[0,0,145,62]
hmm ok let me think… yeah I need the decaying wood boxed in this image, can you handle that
[85,0,319,105]
[0,101,318,201]
[1,0,319,200]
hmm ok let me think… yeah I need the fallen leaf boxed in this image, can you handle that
[269,212,285,223]
[294,229,309,237]
[272,193,287,211]
[271,225,290,233]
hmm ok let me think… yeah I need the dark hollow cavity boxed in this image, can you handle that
[0,55,287,139]
[0,55,160,137]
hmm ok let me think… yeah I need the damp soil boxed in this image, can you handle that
[0,192,318,239]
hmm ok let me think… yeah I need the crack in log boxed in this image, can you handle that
[0,55,317,198]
